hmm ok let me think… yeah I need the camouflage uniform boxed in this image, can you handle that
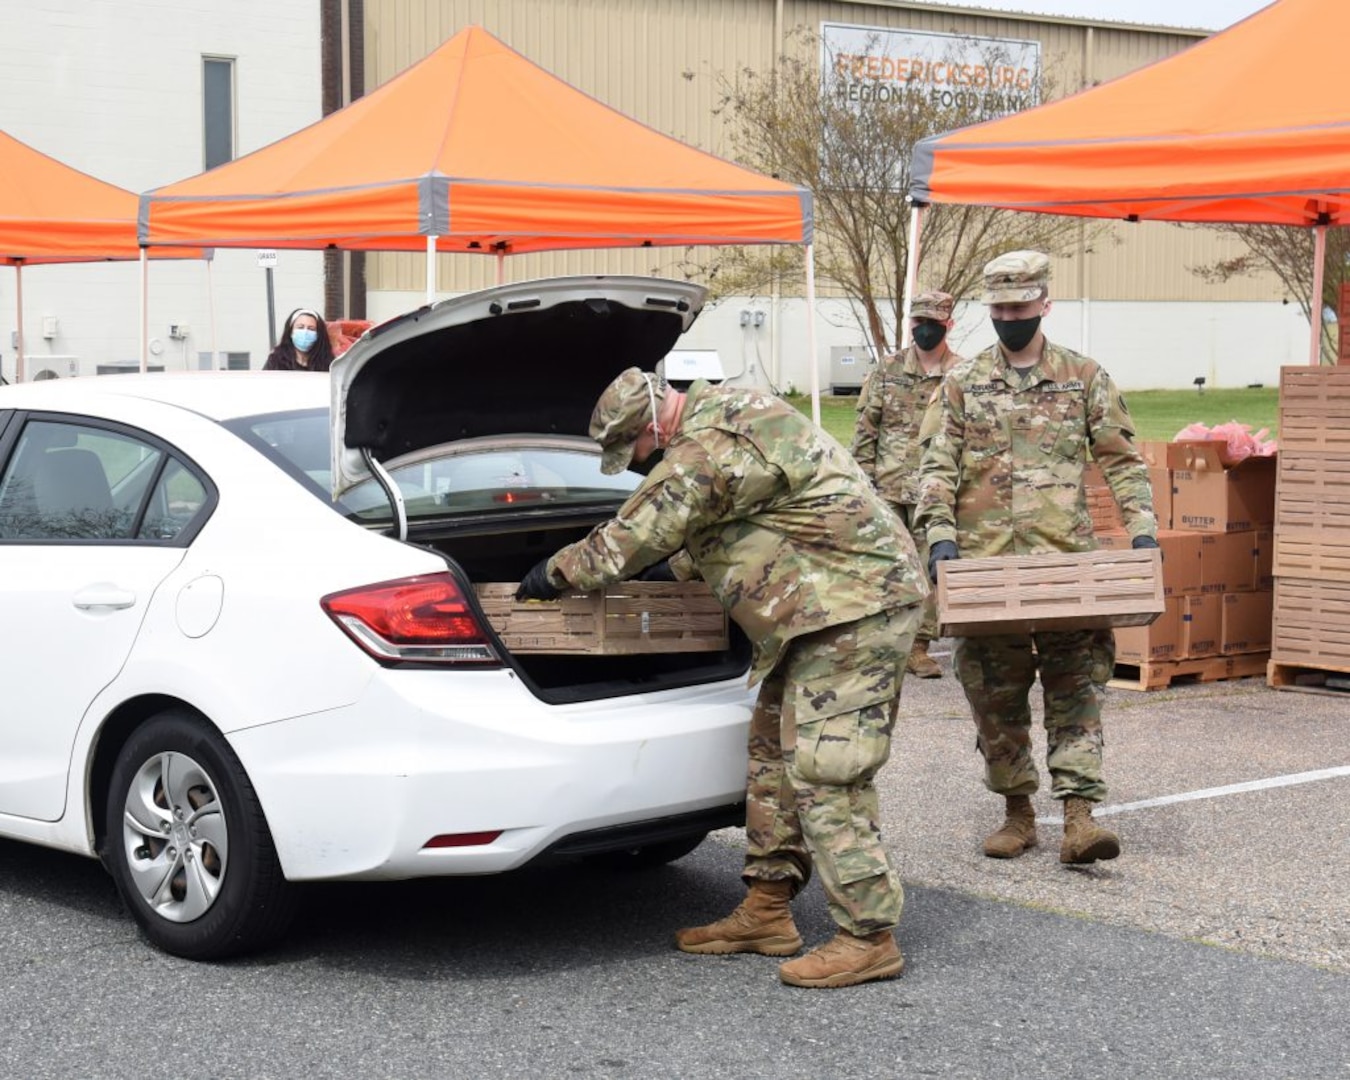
[548,371,928,934]
[851,292,963,646]
[915,322,1155,803]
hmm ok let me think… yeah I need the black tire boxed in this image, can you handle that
[583,831,708,871]
[103,708,298,960]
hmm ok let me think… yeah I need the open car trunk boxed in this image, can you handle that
[413,516,752,705]
[331,276,751,703]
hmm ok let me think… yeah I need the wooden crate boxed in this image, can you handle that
[1273,531,1350,583]
[1275,450,1350,537]
[475,581,729,655]
[1271,577,1350,668]
[1279,365,1350,414]
[1278,367,1350,452]
[936,549,1164,637]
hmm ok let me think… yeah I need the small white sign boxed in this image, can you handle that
[663,350,724,382]
[256,249,278,269]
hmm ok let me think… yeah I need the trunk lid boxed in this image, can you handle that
[330,276,705,499]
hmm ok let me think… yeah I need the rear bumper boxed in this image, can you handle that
[229,668,753,881]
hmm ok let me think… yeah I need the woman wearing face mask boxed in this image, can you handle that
[264,308,336,371]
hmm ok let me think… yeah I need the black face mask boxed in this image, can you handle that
[911,321,947,352]
[629,449,664,477]
[993,315,1041,353]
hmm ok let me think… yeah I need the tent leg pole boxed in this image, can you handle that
[140,248,149,374]
[426,236,437,306]
[806,242,820,427]
[15,263,24,383]
[207,258,218,370]
[1310,223,1328,365]
[496,250,505,285]
[900,201,926,350]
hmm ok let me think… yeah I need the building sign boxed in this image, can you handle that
[821,22,1041,121]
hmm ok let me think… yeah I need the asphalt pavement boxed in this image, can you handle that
[1,649,1346,1079]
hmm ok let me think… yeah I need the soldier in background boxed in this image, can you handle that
[914,251,1158,865]
[851,289,965,679]
[515,367,928,988]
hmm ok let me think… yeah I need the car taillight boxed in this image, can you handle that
[321,572,500,665]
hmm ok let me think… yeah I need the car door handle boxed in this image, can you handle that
[72,586,138,611]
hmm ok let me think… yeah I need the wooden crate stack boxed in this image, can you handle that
[1268,367,1350,692]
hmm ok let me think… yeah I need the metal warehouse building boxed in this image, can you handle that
[2,1,1304,390]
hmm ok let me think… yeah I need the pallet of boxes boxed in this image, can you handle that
[1087,437,1276,691]
[1267,366,1350,693]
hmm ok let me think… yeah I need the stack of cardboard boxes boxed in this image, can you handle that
[1268,367,1350,685]
[1088,439,1276,681]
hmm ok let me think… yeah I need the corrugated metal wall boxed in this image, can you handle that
[365,0,1285,303]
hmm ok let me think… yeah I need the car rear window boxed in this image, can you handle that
[224,408,639,524]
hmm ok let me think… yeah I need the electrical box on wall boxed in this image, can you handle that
[41,315,59,339]
[169,324,191,340]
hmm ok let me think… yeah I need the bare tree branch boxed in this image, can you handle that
[677,27,1091,357]
[1188,224,1349,364]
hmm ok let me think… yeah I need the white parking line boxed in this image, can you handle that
[1036,765,1350,824]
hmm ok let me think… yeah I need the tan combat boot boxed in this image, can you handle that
[983,794,1038,858]
[674,879,802,956]
[1060,796,1121,864]
[778,929,904,989]
[906,639,943,679]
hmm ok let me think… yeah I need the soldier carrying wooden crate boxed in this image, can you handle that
[515,366,928,989]
[850,288,966,679]
[914,250,1160,866]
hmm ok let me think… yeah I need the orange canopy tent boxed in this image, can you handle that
[906,0,1342,361]
[1,128,207,380]
[139,25,822,405]
[140,25,811,258]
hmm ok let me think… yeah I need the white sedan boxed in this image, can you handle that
[0,277,753,959]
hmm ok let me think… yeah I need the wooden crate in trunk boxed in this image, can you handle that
[476,581,729,655]
[937,549,1164,637]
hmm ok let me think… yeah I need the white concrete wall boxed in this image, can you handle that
[0,0,324,381]
[368,287,1313,394]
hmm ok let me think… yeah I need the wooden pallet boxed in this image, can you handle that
[1109,651,1269,691]
[1266,659,1350,696]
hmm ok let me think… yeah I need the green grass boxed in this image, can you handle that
[790,387,1279,447]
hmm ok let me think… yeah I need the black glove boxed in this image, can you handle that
[1131,535,1160,549]
[927,539,959,584]
[515,557,563,601]
[635,558,678,582]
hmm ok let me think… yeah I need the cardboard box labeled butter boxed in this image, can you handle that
[1170,442,1276,534]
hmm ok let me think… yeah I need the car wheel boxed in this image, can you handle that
[104,709,298,960]
[584,832,708,871]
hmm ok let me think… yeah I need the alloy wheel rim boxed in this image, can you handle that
[121,751,229,923]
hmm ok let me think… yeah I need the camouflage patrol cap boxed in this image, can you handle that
[910,290,955,321]
[981,250,1051,304]
[590,367,666,475]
